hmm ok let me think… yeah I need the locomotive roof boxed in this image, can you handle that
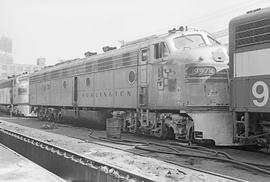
[229,7,270,26]
[30,30,208,77]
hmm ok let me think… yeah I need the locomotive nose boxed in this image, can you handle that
[193,46,228,64]
[175,45,228,64]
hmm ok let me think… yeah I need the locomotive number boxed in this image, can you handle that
[187,66,216,77]
[252,81,269,107]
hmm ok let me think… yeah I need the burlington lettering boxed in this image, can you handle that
[82,90,132,98]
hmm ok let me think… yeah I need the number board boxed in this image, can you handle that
[249,79,270,108]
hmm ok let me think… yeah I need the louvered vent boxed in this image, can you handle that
[235,18,270,48]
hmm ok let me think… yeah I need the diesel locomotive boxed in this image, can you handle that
[230,7,270,148]
[1,8,270,148]
[0,73,32,116]
[29,27,232,145]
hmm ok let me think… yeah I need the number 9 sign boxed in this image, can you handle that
[252,81,269,107]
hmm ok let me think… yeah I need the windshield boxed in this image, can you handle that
[208,35,221,45]
[173,34,205,50]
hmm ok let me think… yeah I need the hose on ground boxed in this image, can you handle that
[88,131,270,174]
[134,145,270,175]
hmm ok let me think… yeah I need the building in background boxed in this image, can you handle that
[0,36,46,80]
[0,51,13,65]
[36,57,46,68]
[0,62,42,80]
[0,36,13,65]
[0,36,12,54]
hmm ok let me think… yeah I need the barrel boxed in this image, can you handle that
[106,117,121,139]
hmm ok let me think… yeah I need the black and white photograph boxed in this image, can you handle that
[0,0,270,181]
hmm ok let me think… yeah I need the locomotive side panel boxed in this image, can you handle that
[49,79,62,106]
[94,70,114,107]
[0,88,11,105]
[113,67,137,108]
[0,80,12,105]
[230,7,270,112]
[148,64,183,109]
[45,81,51,106]
[184,63,229,108]
[29,82,37,105]
[233,77,270,112]
[77,74,95,107]
[37,81,50,106]
[60,78,73,107]
[233,48,270,111]
[248,77,270,110]
[36,82,45,105]
[229,7,270,147]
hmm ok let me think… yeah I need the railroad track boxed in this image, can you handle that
[1,118,269,181]
[0,128,152,182]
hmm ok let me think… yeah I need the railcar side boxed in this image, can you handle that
[0,74,32,116]
[0,79,12,113]
[229,7,270,148]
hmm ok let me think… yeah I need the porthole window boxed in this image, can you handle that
[63,81,67,89]
[128,70,136,84]
[86,78,90,87]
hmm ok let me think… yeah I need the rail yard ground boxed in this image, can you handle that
[0,113,270,182]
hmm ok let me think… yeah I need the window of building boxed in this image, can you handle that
[24,66,31,72]
[16,66,23,71]
[2,65,7,71]
[1,73,7,78]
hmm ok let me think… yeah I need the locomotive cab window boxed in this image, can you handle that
[173,34,205,50]
[141,49,148,62]
[207,35,220,45]
[154,42,169,59]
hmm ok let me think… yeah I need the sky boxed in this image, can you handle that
[0,0,270,66]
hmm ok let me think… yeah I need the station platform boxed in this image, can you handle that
[0,143,65,182]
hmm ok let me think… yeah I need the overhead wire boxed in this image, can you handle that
[133,0,270,39]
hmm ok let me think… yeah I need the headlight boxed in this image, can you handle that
[212,48,226,62]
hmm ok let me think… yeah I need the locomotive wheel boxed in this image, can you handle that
[162,127,175,140]
[37,112,42,120]
[153,128,163,138]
